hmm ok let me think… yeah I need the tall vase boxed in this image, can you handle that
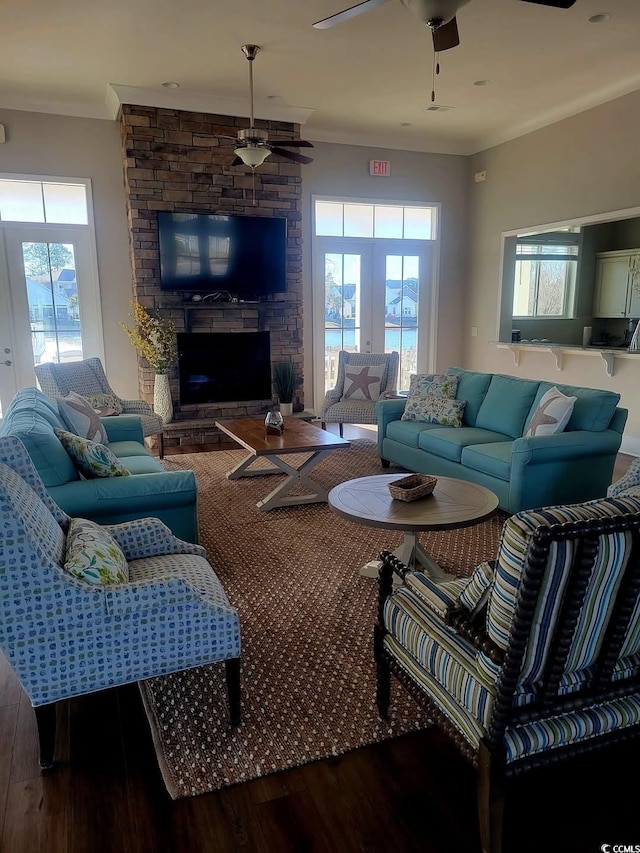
[153,373,173,424]
[279,402,293,417]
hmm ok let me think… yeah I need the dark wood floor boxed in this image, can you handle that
[1,429,636,853]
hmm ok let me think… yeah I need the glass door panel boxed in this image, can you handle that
[384,254,420,392]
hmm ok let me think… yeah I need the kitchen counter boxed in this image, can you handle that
[494,341,639,376]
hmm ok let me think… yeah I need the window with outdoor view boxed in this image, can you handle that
[512,234,579,318]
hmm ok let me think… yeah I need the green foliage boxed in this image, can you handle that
[22,242,73,278]
[273,361,296,403]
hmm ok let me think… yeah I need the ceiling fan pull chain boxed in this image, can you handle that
[252,168,257,206]
[431,50,437,103]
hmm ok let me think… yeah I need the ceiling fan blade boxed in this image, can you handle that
[269,147,314,165]
[268,140,314,148]
[519,0,577,7]
[313,0,390,29]
[432,16,459,52]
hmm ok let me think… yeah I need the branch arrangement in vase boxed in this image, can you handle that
[121,301,178,374]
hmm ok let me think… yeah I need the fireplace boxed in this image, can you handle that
[177,331,272,405]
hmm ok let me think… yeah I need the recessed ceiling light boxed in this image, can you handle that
[589,13,611,23]
[400,122,412,127]
[473,79,491,87]
[161,81,180,89]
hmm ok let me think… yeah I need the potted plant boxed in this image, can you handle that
[273,361,296,417]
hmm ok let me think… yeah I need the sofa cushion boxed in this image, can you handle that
[461,442,513,482]
[55,429,131,479]
[63,517,129,585]
[402,394,466,427]
[525,382,621,433]
[58,391,108,443]
[524,386,576,437]
[445,368,493,427]
[475,375,540,438]
[386,419,443,448]
[419,428,512,463]
[0,387,78,487]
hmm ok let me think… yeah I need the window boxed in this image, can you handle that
[512,235,580,318]
[315,201,436,240]
[0,179,88,224]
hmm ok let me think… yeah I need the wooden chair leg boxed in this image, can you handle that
[34,703,57,770]
[225,658,241,726]
[374,625,391,719]
[477,742,505,853]
[321,421,326,430]
[339,423,344,437]
[380,458,390,469]
[157,431,165,459]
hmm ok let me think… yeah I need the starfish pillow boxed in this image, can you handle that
[341,364,384,402]
[525,386,577,437]
[58,391,109,444]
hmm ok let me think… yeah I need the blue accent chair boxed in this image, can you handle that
[0,435,241,769]
[375,486,640,853]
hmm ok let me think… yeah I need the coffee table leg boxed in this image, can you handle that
[359,532,455,582]
[226,454,282,479]
[256,450,331,511]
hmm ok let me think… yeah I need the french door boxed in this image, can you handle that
[313,237,433,408]
[0,224,102,417]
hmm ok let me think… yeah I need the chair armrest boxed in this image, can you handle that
[102,517,207,560]
[377,551,467,621]
[103,575,238,617]
[511,429,622,464]
[375,397,407,456]
[101,415,144,443]
[121,399,154,416]
[320,388,343,414]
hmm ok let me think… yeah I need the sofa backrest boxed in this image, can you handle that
[524,381,621,433]
[445,367,492,427]
[0,387,78,487]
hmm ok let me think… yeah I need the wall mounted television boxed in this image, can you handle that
[158,211,287,297]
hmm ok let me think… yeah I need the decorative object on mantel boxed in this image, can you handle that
[264,408,285,435]
[273,361,296,417]
[121,301,178,424]
[630,318,640,353]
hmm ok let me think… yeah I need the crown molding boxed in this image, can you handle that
[106,84,315,126]
[301,127,472,157]
[0,93,111,120]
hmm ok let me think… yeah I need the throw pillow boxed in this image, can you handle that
[54,428,131,479]
[340,364,384,402]
[407,373,458,399]
[524,386,577,437]
[64,517,129,585]
[58,391,109,443]
[82,392,124,417]
[401,393,466,426]
[457,560,496,614]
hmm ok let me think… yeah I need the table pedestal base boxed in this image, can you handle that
[360,531,455,583]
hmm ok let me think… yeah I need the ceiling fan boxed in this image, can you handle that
[313,0,577,53]
[218,45,314,169]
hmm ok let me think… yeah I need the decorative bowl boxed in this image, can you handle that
[388,473,438,502]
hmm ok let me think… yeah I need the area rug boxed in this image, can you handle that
[139,440,507,799]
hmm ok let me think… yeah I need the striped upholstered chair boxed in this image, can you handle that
[375,492,640,853]
[0,435,241,770]
[321,350,399,437]
[35,357,165,458]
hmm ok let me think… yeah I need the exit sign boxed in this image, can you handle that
[369,159,390,177]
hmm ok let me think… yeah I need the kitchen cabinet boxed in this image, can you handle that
[593,249,640,318]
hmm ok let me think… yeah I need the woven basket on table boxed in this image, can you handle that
[388,473,438,502]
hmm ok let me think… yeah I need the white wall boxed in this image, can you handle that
[466,90,640,451]
[302,141,469,410]
[0,109,138,397]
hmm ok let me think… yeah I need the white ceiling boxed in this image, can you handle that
[1,0,639,155]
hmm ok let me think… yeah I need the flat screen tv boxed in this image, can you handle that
[158,211,287,297]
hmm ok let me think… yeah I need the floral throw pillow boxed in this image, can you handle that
[82,392,124,417]
[54,428,131,479]
[58,391,108,443]
[64,517,129,585]
[340,364,384,402]
[402,393,467,426]
[524,386,577,437]
[407,373,458,399]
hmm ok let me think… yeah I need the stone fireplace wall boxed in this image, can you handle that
[119,103,304,446]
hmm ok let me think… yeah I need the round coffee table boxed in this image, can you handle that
[328,474,499,580]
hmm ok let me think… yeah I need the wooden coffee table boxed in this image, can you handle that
[215,417,351,511]
[328,473,499,580]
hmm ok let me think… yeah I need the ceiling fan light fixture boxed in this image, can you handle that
[234,145,271,167]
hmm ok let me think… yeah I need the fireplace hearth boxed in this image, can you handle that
[177,331,271,405]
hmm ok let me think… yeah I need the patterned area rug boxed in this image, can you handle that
[139,440,507,799]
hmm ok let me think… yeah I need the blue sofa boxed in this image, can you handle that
[376,367,628,514]
[0,387,199,542]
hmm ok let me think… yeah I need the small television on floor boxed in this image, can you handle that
[158,212,287,297]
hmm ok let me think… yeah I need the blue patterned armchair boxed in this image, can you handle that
[321,350,400,437]
[0,435,241,769]
[35,357,165,457]
[375,490,640,853]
